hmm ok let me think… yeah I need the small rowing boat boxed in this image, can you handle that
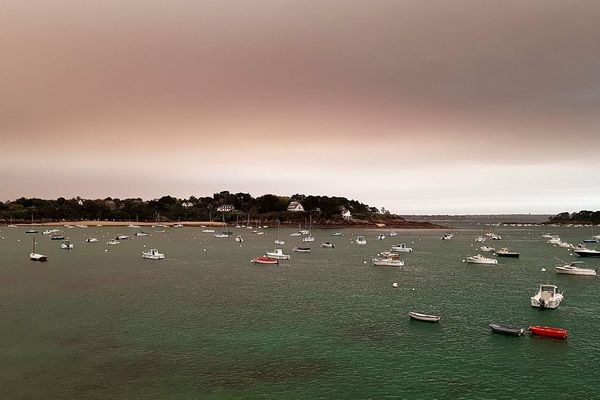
[408,311,441,322]
[489,323,525,336]
[529,325,568,339]
[251,256,279,265]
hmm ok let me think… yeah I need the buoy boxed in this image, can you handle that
[412,288,415,291]
[392,282,399,288]
[203,248,206,252]
[541,268,546,272]
[104,249,108,252]
[462,259,465,262]
[363,261,367,264]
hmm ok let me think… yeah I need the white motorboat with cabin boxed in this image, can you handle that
[135,231,150,237]
[466,254,498,265]
[142,248,165,260]
[388,231,398,237]
[530,284,564,309]
[116,235,129,240]
[555,262,597,276]
[391,243,413,253]
[266,249,290,260]
[321,242,335,248]
[371,257,404,267]
[107,239,120,245]
[355,236,367,245]
[86,237,99,243]
[480,246,495,252]
[234,235,244,242]
[60,240,74,250]
[573,246,600,258]
[441,233,454,240]
[547,236,562,245]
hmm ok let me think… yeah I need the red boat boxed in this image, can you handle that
[251,256,279,265]
[529,325,568,339]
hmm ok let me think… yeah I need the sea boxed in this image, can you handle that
[0,223,598,399]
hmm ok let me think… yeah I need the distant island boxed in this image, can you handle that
[547,210,599,225]
[0,192,442,229]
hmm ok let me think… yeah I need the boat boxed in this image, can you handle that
[541,233,554,239]
[86,237,99,243]
[496,248,520,258]
[475,236,487,242]
[573,247,600,257]
[557,241,573,249]
[42,229,59,235]
[29,237,47,262]
[135,231,150,237]
[408,312,441,322]
[489,323,525,336]
[293,247,311,253]
[265,249,290,260]
[583,239,598,243]
[547,236,562,245]
[465,254,498,265]
[107,239,120,245]
[321,242,335,248]
[142,248,165,260]
[529,325,568,339]
[355,235,367,245]
[554,262,597,276]
[480,246,495,252]
[60,240,73,250]
[290,232,302,237]
[331,232,343,237]
[50,234,65,240]
[234,235,244,243]
[115,235,129,240]
[215,214,232,238]
[201,229,216,233]
[486,233,502,240]
[302,215,315,242]
[377,234,386,240]
[530,284,564,309]
[274,220,285,245]
[173,223,184,228]
[441,233,454,240]
[371,257,404,267]
[388,231,398,237]
[251,256,279,264]
[391,243,413,253]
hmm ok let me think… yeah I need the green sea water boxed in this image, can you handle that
[1,225,598,399]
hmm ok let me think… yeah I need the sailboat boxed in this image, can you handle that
[302,215,315,242]
[274,220,285,245]
[583,221,598,243]
[30,236,48,261]
[214,214,232,238]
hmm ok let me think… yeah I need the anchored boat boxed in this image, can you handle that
[489,323,525,336]
[408,312,441,322]
[530,284,563,309]
[529,325,568,339]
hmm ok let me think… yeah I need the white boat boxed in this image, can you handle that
[234,235,244,243]
[302,215,315,242]
[557,241,573,248]
[135,231,150,237]
[475,236,487,243]
[265,249,290,260]
[541,233,554,239]
[116,235,129,240]
[290,232,302,237]
[530,284,564,309]
[214,232,232,238]
[29,237,47,262]
[142,248,165,260]
[441,233,454,240]
[547,236,562,245]
[388,231,398,237]
[274,220,285,245]
[377,234,386,240]
[86,237,98,243]
[302,236,315,242]
[466,254,498,265]
[371,257,404,267]
[107,240,120,245]
[480,246,495,252]
[202,229,216,233]
[331,232,343,237]
[355,235,367,245]
[554,262,597,276]
[321,242,335,248]
[299,230,310,235]
[408,312,441,322]
[76,224,88,228]
[573,247,600,257]
[486,233,502,240]
[293,247,311,253]
[173,223,184,228]
[60,240,74,250]
[391,243,413,253]
[42,229,59,235]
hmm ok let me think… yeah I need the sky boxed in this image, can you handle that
[1,0,599,214]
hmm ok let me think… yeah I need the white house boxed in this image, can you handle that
[182,202,194,208]
[341,209,352,219]
[217,204,235,212]
[287,201,305,212]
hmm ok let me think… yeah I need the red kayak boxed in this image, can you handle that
[529,325,568,339]
[251,256,279,265]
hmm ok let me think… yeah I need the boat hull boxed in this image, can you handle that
[529,325,568,339]
[555,266,597,276]
[489,324,525,336]
[252,257,279,264]
[496,253,520,258]
[573,250,600,257]
[408,312,441,322]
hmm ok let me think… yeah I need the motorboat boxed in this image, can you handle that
[388,231,398,237]
[202,229,216,233]
[26,229,39,234]
[573,247,600,257]
[391,243,413,253]
[486,233,502,240]
[377,234,386,240]
[441,233,454,240]
[547,236,562,245]
[302,236,315,242]
[558,241,573,249]
[321,242,335,248]
[541,233,554,239]
[290,232,302,237]
[107,240,120,245]
[530,284,564,309]
[293,247,311,253]
[331,232,343,236]
[214,232,232,238]
[86,237,99,243]
[265,249,290,260]
[173,224,184,228]
[274,239,286,245]
[371,257,404,267]
[496,248,520,258]
[489,323,525,336]
[50,234,66,240]
[554,262,597,276]
[475,236,487,242]
[480,246,495,252]
[60,240,74,250]
[355,236,367,245]
[42,229,59,235]
[583,239,598,244]
[142,248,165,260]
[408,312,441,322]
[116,235,129,240]
[466,254,498,265]
[529,325,568,339]
[29,237,47,262]
[251,256,279,265]
[135,231,150,237]
[234,235,244,243]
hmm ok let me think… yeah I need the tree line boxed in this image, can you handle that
[0,191,391,223]
[549,210,600,224]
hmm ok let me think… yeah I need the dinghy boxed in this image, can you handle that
[529,325,568,339]
[408,312,441,322]
[489,323,525,336]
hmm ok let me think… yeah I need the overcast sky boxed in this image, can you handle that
[2,0,599,214]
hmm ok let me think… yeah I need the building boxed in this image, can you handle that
[287,201,305,212]
[217,204,235,212]
[341,208,352,219]
[181,201,194,208]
